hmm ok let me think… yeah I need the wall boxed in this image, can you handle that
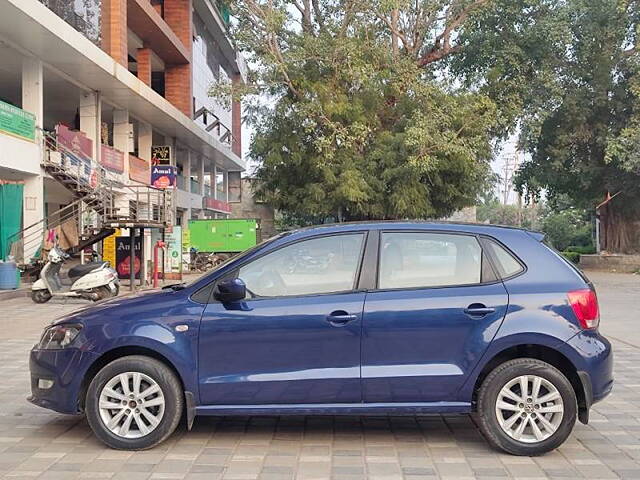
[192,12,232,134]
[0,133,41,176]
[230,178,277,240]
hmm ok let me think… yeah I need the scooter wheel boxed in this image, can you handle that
[32,290,52,304]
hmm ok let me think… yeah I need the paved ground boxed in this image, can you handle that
[0,271,637,479]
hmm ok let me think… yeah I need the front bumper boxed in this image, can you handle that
[28,347,99,415]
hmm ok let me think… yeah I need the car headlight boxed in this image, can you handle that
[38,324,82,350]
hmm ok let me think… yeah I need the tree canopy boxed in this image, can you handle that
[222,0,640,251]
[225,0,499,222]
[453,0,640,252]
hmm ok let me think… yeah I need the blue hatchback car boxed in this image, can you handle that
[28,222,613,455]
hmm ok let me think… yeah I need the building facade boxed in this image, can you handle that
[0,0,245,275]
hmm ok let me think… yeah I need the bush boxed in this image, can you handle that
[565,245,596,255]
[541,210,592,251]
[561,251,581,264]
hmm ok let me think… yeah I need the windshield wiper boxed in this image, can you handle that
[162,283,186,291]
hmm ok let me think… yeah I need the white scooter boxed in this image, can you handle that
[31,246,119,303]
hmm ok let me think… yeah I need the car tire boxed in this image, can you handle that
[85,355,184,450]
[476,358,577,456]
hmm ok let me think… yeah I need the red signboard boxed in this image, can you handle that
[203,197,232,213]
[129,155,150,184]
[100,144,125,173]
[56,124,92,160]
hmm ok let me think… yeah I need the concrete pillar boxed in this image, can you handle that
[183,149,192,219]
[101,0,128,67]
[137,47,152,86]
[79,92,101,163]
[232,74,242,157]
[198,156,205,196]
[138,121,152,162]
[113,109,131,216]
[22,58,44,262]
[213,163,217,200]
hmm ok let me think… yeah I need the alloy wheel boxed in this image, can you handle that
[98,372,165,439]
[495,374,564,443]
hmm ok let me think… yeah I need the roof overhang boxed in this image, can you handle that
[127,0,190,65]
[0,0,245,172]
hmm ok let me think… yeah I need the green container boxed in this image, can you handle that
[188,219,258,253]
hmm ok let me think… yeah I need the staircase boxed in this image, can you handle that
[8,129,171,267]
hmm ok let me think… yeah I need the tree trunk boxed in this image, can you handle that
[600,201,640,254]
[391,9,399,58]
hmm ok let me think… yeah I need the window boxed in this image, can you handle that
[379,232,483,289]
[485,240,524,278]
[237,234,365,298]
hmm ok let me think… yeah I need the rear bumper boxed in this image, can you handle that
[563,330,613,423]
[28,347,99,415]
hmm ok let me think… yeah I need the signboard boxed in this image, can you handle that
[56,124,92,160]
[182,228,191,252]
[129,155,150,184]
[0,100,35,142]
[115,236,142,280]
[151,145,172,165]
[100,144,125,173]
[203,197,232,213]
[102,229,120,268]
[151,165,177,189]
[165,226,182,274]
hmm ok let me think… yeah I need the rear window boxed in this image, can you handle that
[485,240,524,278]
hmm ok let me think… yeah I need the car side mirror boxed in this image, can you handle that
[214,278,247,304]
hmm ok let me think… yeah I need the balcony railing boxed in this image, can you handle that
[39,0,101,45]
[190,179,201,195]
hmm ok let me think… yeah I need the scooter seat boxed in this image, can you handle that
[68,262,107,279]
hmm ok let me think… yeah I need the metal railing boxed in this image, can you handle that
[38,0,101,45]
[8,129,171,265]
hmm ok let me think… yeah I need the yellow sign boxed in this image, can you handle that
[103,229,120,267]
[182,228,191,252]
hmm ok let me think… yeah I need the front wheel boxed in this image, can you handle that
[31,289,52,304]
[85,356,184,450]
[476,358,577,456]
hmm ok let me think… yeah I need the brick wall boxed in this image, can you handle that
[137,48,152,86]
[163,0,193,118]
[101,0,128,67]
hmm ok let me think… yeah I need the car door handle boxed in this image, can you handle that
[464,304,496,318]
[326,311,358,326]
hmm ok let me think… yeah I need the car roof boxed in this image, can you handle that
[283,221,544,241]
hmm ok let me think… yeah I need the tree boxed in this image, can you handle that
[223,1,498,222]
[454,0,640,252]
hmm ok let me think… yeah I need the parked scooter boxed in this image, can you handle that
[31,246,119,303]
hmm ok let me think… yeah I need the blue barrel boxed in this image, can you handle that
[0,262,19,290]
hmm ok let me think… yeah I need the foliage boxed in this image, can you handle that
[453,0,640,252]
[222,0,499,222]
[561,251,581,264]
[541,209,592,252]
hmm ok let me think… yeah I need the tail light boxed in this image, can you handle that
[567,289,600,330]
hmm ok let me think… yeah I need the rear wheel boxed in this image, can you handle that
[476,358,577,456]
[85,356,184,450]
[31,289,52,304]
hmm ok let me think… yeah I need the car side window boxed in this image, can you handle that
[237,234,365,298]
[485,239,524,278]
[379,232,483,289]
